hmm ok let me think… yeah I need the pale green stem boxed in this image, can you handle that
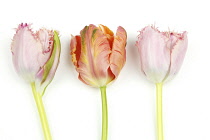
[31,82,52,140]
[100,86,108,140]
[156,83,164,140]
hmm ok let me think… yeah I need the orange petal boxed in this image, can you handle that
[110,26,127,78]
[99,24,114,36]
[99,24,114,47]
[77,24,113,87]
[70,35,81,67]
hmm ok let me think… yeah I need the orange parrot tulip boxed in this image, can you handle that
[70,24,127,87]
[70,24,127,140]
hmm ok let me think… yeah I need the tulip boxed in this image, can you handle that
[70,24,127,140]
[11,23,61,140]
[136,25,188,140]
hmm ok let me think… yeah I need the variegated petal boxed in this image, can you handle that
[77,24,112,87]
[110,26,127,78]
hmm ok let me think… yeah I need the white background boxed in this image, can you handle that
[0,0,209,140]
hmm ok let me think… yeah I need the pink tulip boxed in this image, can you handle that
[11,23,61,94]
[136,26,188,83]
[136,25,188,140]
[11,23,61,140]
[70,24,127,87]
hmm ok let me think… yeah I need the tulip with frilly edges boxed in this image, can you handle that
[11,23,61,140]
[70,24,127,140]
[11,23,61,95]
[136,26,188,83]
[136,25,188,140]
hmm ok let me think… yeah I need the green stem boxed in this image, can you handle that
[31,82,52,140]
[156,83,164,140]
[100,86,108,140]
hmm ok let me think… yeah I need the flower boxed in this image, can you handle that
[11,23,61,94]
[70,24,127,87]
[136,25,188,83]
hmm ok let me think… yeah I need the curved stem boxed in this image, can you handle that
[156,83,164,140]
[100,86,108,140]
[31,82,52,140]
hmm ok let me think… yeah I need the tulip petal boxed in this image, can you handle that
[167,32,188,80]
[70,35,81,67]
[36,29,54,67]
[110,26,127,78]
[99,24,114,36]
[99,24,114,46]
[137,26,170,83]
[36,31,61,95]
[77,24,112,87]
[11,24,43,82]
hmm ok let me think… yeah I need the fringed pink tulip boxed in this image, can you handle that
[11,23,61,94]
[136,26,188,83]
[136,25,188,140]
[11,23,61,140]
[70,24,127,140]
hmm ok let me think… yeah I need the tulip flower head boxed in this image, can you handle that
[136,25,188,83]
[11,23,61,140]
[11,23,61,94]
[70,24,127,87]
[136,25,188,140]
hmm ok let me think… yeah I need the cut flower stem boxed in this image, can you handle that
[100,86,108,140]
[31,82,52,140]
[156,83,164,140]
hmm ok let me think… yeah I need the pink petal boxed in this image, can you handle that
[167,32,188,80]
[36,29,54,67]
[11,24,43,82]
[137,26,171,83]
[35,31,61,94]
[110,26,127,78]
